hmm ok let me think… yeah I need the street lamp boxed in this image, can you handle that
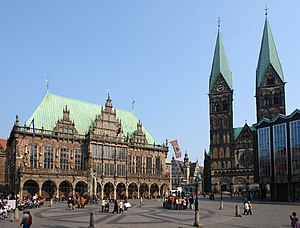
[219,184,223,210]
[246,183,250,201]
[194,176,202,228]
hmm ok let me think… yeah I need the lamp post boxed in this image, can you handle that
[246,183,250,201]
[230,183,234,198]
[194,176,202,227]
[219,184,223,210]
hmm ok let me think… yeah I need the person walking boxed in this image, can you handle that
[112,199,118,214]
[27,211,32,227]
[20,211,30,228]
[101,199,106,213]
[248,201,252,215]
[119,200,124,213]
[290,212,298,228]
[243,201,249,215]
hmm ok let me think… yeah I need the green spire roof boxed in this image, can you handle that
[209,29,232,93]
[256,16,284,86]
[26,93,157,144]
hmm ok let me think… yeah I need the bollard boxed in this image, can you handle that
[13,208,20,222]
[88,212,95,228]
[50,199,53,207]
[235,205,241,217]
[219,200,223,210]
[193,207,203,227]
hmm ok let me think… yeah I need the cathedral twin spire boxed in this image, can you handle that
[209,26,232,93]
[256,16,284,86]
[209,14,284,93]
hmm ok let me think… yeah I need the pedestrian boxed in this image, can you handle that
[119,200,124,213]
[295,220,300,228]
[290,212,298,228]
[247,201,252,215]
[27,211,32,227]
[80,197,85,208]
[20,211,30,228]
[101,199,106,213]
[112,199,118,214]
[243,201,249,215]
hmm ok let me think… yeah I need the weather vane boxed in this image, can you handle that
[265,5,268,16]
[45,77,50,94]
[218,17,221,29]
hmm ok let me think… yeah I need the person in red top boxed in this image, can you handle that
[27,211,32,227]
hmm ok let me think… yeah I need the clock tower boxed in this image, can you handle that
[208,26,234,190]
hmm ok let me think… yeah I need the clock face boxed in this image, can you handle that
[216,84,224,92]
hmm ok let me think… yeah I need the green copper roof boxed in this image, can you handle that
[234,125,256,141]
[26,93,157,144]
[209,29,232,92]
[256,16,284,86]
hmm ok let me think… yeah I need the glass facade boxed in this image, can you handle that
[257,127,271,178]
[290,120,300,175]
[273,124,287,176]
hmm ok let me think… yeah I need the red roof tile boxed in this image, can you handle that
[0,138,7,151]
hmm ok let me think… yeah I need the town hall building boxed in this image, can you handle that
[6,93,170,200]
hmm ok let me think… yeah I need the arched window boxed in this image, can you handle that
[273,94,280,105]
[219,147,224,158]
[222,101,228,111]
[213,148,218,159]
[214,102,220,112]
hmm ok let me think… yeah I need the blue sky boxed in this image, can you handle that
[1,1,299,164]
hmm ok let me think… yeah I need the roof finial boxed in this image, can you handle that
[132,99,135,113]
[45,77,50,94]
[265,5,268,16]
[107,89,110,98]
[217,17,221,29]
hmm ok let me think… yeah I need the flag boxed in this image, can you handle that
[30,118,35,134]
[169,139,182,158]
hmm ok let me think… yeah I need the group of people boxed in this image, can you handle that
[163,195,197,210]
[66,196,86,210]
[101,198,130,214]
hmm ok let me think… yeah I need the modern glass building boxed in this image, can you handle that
[255,109,300,201]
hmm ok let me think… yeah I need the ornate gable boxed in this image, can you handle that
[234,124,255,169]
[53,105,78,135]
[90,94,123,138]
[130,120,148,145]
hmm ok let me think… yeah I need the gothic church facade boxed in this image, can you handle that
[204,14,286,194]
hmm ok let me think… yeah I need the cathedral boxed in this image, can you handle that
[6,93,170,200]
[204,14,286,194]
